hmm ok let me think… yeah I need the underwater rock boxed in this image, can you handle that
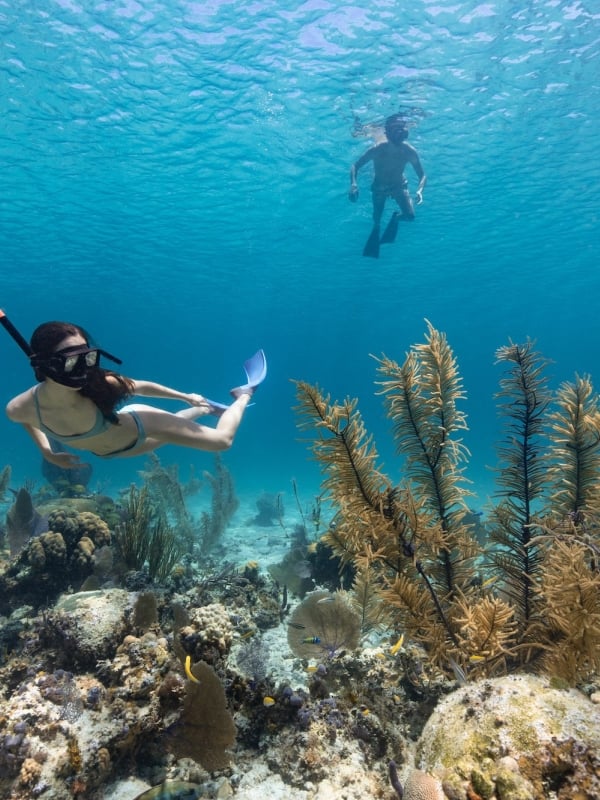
[48,589,131,667]
[132,780,202,799]
[416,673,600,799]
[6,487,48,556]
[251,491,282,527]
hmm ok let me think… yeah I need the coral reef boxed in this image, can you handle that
[41,442,92,496]
[0,508,112,615]
[0,532,597,800]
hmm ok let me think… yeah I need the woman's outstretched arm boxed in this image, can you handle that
[123,378,208,407]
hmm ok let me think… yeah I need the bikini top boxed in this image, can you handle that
[33,384,113,444]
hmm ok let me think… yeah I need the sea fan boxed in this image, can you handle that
[287,591,361,660]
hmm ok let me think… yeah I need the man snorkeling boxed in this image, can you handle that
[349,113,427,259]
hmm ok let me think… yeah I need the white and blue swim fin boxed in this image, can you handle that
[231,349,267,398]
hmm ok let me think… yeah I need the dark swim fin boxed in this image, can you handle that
[380,212,400,244]
[230,349,268,398]
[362,227,380,258]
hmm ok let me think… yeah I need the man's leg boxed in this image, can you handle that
[396,187,415,221]
[363,191,386,258]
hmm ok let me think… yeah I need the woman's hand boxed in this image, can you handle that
[43,451,84,469]
[185,393,209,407]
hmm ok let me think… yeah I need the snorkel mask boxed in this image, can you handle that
[0,309,122,388]
[384,115,409,144]
[30,344,122,388]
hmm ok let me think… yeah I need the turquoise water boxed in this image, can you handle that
[2,0,599,507]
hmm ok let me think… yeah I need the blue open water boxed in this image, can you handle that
[2,0,599,509]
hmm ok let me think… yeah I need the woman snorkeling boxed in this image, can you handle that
[4,319,267,469]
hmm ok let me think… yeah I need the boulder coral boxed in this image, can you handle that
[415,674,600,799]
[179,602,234,661]
[0,508,113,615]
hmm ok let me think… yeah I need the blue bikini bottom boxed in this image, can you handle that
[93,410,147,459]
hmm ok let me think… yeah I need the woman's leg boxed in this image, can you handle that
[119,394,252,455]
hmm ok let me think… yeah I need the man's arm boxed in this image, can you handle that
[407,145,427,205]
[349,146,376,201]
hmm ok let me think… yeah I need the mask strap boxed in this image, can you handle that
[97,348,123,366]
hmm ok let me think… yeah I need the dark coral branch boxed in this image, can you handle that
[389,760,403,798]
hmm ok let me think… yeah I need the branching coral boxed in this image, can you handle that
[0,464,11,501]
[294,323,485,672]
[113,485,183,582]
[137,453,197,549]
[199,454,239,554]
[295,322,600,684]
[487,340,550,640]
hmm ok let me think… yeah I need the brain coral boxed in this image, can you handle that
[402,770,445,800]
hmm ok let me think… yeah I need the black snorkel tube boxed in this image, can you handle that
[0,308,123,372]
[0,308,34,357]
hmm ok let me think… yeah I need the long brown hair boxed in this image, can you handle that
[30,321,135,423]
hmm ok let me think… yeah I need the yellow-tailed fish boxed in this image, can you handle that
[302,636,321,644]
[133,781,201,800]
[480,575,499,589]
[263,696,276,707]
[390,634,404,655]
[468,654,486,663]
[184,655,201,684]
